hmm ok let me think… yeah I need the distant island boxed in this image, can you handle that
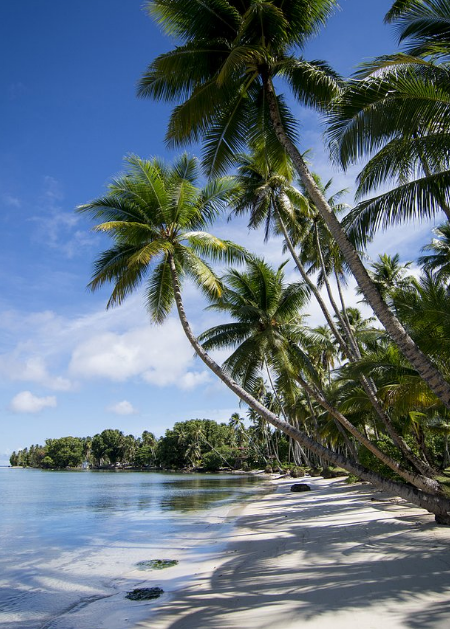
[10,416,327,475]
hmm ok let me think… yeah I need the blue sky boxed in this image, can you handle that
[0,0,437,464]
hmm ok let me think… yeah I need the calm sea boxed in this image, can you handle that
[0,468,265,629]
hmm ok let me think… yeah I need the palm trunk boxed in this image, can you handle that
[167,254,450,523]
[264,76,450,411]
[314,223,358,352]
[264,361,297,466]
[282,199,436,478]
[292,369,441,494]
[335,271,357,348]
[277,212,348,352]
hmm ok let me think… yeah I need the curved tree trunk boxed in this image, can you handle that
[335,271,358,348]
[263,76,450,411]
[167,254,450,524]
[314,223,358,352]
[292,370,441,494]
[277,213,347,351]
[279,200,437,478]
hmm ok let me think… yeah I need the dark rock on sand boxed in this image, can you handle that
[290,483,311,493]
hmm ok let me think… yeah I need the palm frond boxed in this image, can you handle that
[146,257,175,323]
[343,171,450,243]
[280,57,342,111]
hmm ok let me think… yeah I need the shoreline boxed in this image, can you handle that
[0,470,270,629]
[135,477,450,629]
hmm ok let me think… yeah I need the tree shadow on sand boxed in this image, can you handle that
[140,479,450,629]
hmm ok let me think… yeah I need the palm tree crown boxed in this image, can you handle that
[419,223,450,283]
[78,154,243,322]
[139,0,341,174]
[199,257,312,391]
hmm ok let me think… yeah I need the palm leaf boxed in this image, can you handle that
[343,171,450,243]
[146,257,175,323]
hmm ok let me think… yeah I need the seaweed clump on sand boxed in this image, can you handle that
[136,559,178,570]
[126,587,164,601]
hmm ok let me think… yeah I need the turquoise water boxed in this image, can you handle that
[0,468,264,629]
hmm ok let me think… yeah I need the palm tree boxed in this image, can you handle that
[330,62,450,238]
[295,179,431,474]
[80,153,450,522]
[139,0,450,410]
[200,257,442,492]
[368,254,415,301]
[229,412,248,447]
[385,0,450,59]
[329,2,450,238]
[231,154,421,467]
[231,150,351,356]
[419,223,450,284]
[393,271,450,374]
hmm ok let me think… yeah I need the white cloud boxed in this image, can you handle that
[178,370,211,390]
[9,391,57,414]
[69,318,208,389]
[0,353,73,391]
[107,400,138,415]
[27,175,98,259]
[1,193,21,208]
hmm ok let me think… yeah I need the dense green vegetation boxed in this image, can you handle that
[9,417,308,472]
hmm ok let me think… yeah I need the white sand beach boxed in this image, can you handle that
[136,477,450,629]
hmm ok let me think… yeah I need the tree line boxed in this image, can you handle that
[9,417,310,472]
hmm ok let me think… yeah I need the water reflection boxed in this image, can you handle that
[158,489,235,512]
[84,473,262,514]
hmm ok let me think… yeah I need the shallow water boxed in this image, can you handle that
[0,468,264,629]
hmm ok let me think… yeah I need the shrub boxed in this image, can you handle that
[322,466,348,479]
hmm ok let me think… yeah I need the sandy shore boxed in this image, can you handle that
[135,476,450,629]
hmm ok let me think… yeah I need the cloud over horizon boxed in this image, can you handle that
[107,400,139,415]
[9,391,57,414]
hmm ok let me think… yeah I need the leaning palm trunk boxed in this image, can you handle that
[277,213,348,352]
[264,361,309,466]
[313,224,357,352]
[281,200,436,478]
[168,255,450,523]
[292,370,441,495]
[263,76,450,411]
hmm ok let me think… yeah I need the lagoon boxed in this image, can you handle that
[0,468,264,629]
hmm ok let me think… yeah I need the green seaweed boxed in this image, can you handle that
[126,587,164,601]
[136,559,178,570]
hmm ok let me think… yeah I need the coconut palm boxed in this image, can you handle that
[386,0,450,59]
[231,154,418,467]
[231,150,351,356]
[330,63,450,244]
[368,254,415,302]
[291,174,359,351]
[393,271,450,371]
[80,153,450,521]
[139,0,450,409]
[419,223,450,284]
[228,412,248,447]
[329,1,450,239]
[295,178,430,473]
[199,257,442,491]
